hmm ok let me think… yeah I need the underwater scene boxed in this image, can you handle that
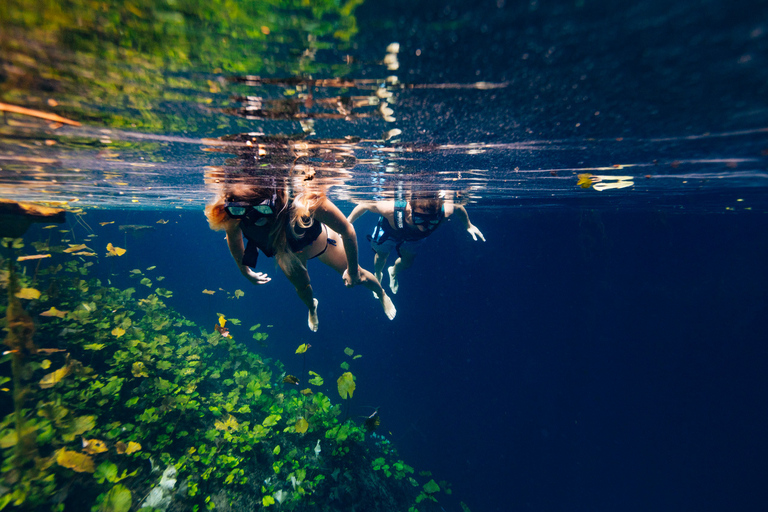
[1,0,768,511]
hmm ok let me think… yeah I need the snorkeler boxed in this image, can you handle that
[206,180,396,331]
[347,191,485,295]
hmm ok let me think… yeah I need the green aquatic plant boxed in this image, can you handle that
[0,229,458,512]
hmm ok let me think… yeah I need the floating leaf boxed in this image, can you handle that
[40,365,71,388]
[308,371,323,386]
[344,347,354,357]
[295,344,310,354]
[234,289,245,298]
[40,307,68,318]
[111,327,126,338]
[15,287,41,300]
[337,372,356,399]
[202,289,215,295]
[577,173,593,188]
[64,244,90,253]
[56,448,95,473]
[17,254,51,261]
[283,375,299,385]
[295,418,309,434]
[106,243,126,256]
[82,438,108,454]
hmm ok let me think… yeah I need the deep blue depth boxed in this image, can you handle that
[61,203,768,512]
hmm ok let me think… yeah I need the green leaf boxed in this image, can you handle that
[343,347,354,357]
[308,371,323,386]
[140,278,152,287]
[340,361,350,370]
[423,479,440,494]
[95,484,132,512]
[94,462,118,484]
[337,372,355,400]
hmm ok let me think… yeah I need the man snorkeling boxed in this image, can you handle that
[347,190,485,295]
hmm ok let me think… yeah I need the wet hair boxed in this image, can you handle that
[204,176,327,271]
[410,190,443,214]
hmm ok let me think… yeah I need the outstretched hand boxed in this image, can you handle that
[343,267,362,288]
[467,224,486,242]
[244,268,272,285]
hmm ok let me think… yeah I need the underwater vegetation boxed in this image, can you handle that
[0,229,460,512]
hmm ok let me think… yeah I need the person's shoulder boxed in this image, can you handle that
[374,200,396,216]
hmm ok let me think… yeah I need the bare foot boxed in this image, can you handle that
[387,266,399,295]
[380,293,396,320]
[308,298,319,332]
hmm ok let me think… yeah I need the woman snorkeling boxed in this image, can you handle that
[206,177,396,331]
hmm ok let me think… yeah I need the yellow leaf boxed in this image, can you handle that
[64,244,90,253]
[41,359,51,369]
[15,288,41,300]
[214,415,239,432]
[218,315,226,328]
[17,254,51,261]
[295,344,310,354]
[577,173,593,189]
[56,449,95,473]
[82,438,108,454]
[125,441,141,454]
[111,327,126,338]
[295,418,309,434]
[337,372,356,400]
[99,221,114,226]
[131,361,148,377]
[40,307,68,318]
[40,365,71,388]
[106,243,126,256]
[202,289,215,295]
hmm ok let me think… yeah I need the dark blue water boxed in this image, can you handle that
[45,201,767,512]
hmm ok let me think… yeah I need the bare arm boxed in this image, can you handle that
[452,206,486,242]
[224,220,272,284]
[314,198,362,285]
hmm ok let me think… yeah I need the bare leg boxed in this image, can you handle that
[373,250,390,284]
[278,253,319,332]
[358,267,396,320]
[388,250,415,295]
